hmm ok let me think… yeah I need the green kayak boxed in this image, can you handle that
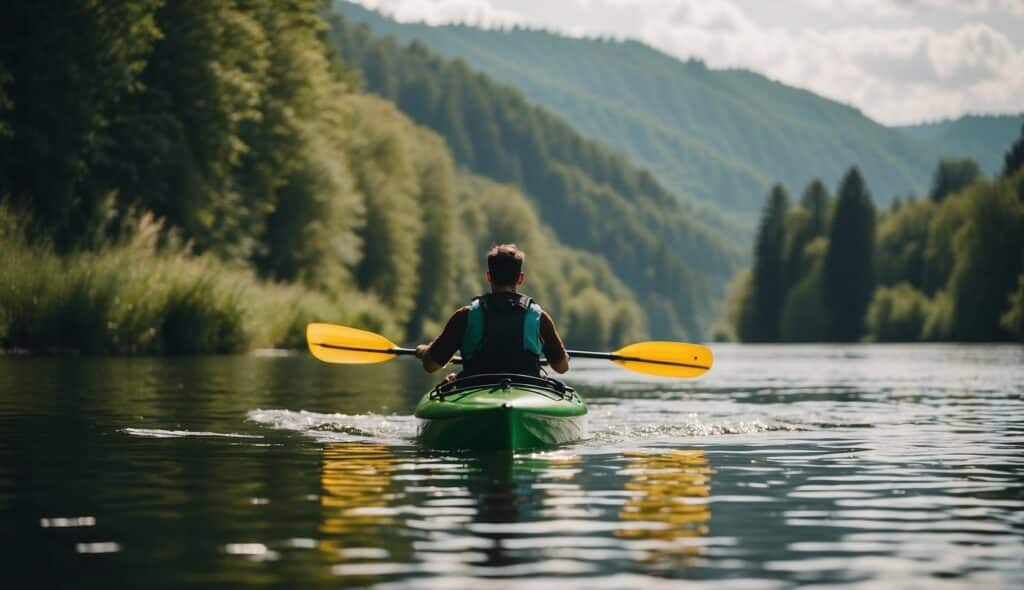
[414,374,587,450]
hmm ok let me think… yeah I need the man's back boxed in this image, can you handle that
[415,244,569,376]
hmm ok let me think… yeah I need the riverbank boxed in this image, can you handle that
[0,205,393,355]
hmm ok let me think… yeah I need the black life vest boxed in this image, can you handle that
[460,293,543,376]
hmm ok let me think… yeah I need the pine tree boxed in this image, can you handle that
[824,167,876,341]
[1004,124,1024,178]
[800,179,830,237]
[929,158,980,203]
[744,184,789,341]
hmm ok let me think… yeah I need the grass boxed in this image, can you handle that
[0,204,393,354]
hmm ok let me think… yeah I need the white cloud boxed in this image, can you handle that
[799,0,1024,18]
[678,19,1024,123]
[912,0,1024,17]
[785,25,1024,122]
[798,0,913,18]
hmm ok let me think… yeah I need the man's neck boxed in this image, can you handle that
[490,285,518,294]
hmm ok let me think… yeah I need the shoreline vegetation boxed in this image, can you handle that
[0,204,391,355]
[726,136,1024,343]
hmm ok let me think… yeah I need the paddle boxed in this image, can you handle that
[306,323,713,378]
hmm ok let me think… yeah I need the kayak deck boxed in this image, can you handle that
[415,374,587,450]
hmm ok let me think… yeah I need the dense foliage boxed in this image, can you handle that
[729,132,1024,342]
[327,15,741,340]
[929,158,980,203]
[737,185,788,342]
[0,0,648,353]
[331,1,1020,225]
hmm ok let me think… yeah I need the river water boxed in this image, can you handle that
[1,344,1022,589]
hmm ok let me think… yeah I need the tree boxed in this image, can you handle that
[741,184,789,341]
[1004,124,1024,178]
[780,238,830,341]
[243,0,361,288]
[782,208,814,294]
[874,200,935,290]
[944,178,1024,340]
[929,158,981,203]
[1001,274,1024,340]
[800,179,830,237]
[0,0,162,248]
[866,282,931,342]
[0,65,12,140]
[824,167,876,341]
[112,0,269,259]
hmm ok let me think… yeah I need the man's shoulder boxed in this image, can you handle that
[540,309,558,327]
[448,306,470,324]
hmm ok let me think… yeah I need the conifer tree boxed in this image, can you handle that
[929,158,980,203]
[1004,124,1024,178]
[824,167,876,341]
[800,179,830,237]
[743,184,789,341]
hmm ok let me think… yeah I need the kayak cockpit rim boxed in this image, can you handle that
[429,373,576,403]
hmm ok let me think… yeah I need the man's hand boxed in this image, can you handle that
[416,343,443,373]
[549,354,569,374]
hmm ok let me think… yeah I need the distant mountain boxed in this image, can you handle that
[333,1,1018,221]
[896,115,1024,178]
[327,14,744,339]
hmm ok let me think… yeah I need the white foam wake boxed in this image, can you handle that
[246,409,420,443]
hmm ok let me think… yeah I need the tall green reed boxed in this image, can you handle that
[0,204,392,354]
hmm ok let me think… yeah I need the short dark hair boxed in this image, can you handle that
[487,244,524,286]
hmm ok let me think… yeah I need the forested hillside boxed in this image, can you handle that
[332,1,1016,224]
[0,0,647,353]
[328,15,744,340]
[897,115,1024,177]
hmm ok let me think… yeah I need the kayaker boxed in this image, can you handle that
[415,244,569,376]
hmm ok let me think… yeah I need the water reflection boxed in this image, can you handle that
[318,443,398,562]
[5,346,1019,588]
[616,450,712,563]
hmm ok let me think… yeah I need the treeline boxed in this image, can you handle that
[327,15,742,340]
[0,0,645,353]
[728,127,1024,342]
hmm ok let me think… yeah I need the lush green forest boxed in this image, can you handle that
[327,15,743,340]
[332,1,1019,225]
[0,0,647,354]
[728,127,1024,342]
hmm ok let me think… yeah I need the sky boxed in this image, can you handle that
[349,0,1024,126]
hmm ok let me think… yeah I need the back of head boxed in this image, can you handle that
[487,244,525,287]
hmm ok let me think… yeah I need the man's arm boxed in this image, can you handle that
[540,312,569,373]
[415,308,468,373]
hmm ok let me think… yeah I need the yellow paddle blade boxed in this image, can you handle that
[612,341,713,378]
[306,323,398,364]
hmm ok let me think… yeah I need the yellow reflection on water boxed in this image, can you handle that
[616,450,712,562]
[539,454,583,480]
[318,443,396,559]
[532,454,587,520]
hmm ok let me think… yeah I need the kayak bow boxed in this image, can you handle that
[414,374,587,450]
